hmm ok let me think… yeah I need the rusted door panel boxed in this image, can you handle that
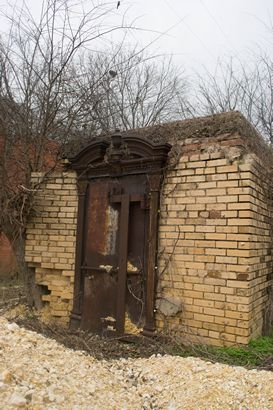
[81,179,120,332]
[85,181,120,266]
[81,175,148,335]
[81,271,117,333]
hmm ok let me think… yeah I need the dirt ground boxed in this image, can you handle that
[1,303,271,372]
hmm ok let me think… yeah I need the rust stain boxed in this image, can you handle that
[87,182,119,256]
[105,206,119,255]
[87,182,109,255]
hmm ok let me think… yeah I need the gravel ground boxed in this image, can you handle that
[0,317,272,409]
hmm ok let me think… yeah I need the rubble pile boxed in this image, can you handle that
[0,317,272,409]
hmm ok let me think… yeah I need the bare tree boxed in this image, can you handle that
[194,56,273,143]
[0,0,192,299]
[71,47,191,133]
[0,0,133,292]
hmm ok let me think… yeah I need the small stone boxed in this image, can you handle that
[9,393,27,407]
[157,296,182,316]
[1,370,13,383]
[6,322,19,331]
[89,384,96,394]
[55,395,65,403]
[24,391,33,402]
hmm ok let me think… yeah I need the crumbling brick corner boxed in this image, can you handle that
[25,171,78,325]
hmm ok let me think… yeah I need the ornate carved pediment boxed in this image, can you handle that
[69,131,171,177]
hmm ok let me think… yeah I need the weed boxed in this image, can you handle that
[172,334,273,367]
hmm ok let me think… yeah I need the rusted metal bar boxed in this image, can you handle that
[115,194,130,335]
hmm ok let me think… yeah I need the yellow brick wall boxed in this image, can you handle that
[156,143,273,346]
[25,171,78,325]
[24,131,273,344]
[244,155,273,338]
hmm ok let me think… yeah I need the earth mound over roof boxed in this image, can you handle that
[64,111,268,160]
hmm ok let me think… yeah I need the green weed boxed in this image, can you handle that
[173,334,273,367]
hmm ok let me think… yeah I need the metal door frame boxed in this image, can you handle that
[69,132,171,336]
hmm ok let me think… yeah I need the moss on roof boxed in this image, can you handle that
[65,111,273,164]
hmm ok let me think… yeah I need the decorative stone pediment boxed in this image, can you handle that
[69,132,171,177]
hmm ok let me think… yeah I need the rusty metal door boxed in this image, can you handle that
[81,174,148,335]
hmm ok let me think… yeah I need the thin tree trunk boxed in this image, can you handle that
[12,236,40,307]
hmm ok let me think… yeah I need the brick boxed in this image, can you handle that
[217,180,238,188]
[214,317,237,326]
[228,202,251,210]
[194,314,214,323]
[219,287,235,295]
[217,165,238,173]
[208,330,220,339]
[196,226,215,233]
[227,280,250,288]
[197,196,217,203]
[227,173,240,180]
[186,175,206,182]
[183,290,204,299]
[204,278,226,286]
[206,188,226,196]
[186,319,203,328]
[217,195,238,203]
[193,284,214,292]
[225,311,251,320]
[187,161,206,168]
[202,322,225,332]
[205,248,226,256]
[198,182,217,189]
[205,233,226,240]
[204,292,225,301]
[217,241,238,249]
[184,262,205,269]
[194,299,214,307]
[209,152,225,160]
[204,307,224,317]
[215,256,237,264]
[207,159,228,167]
[220,333,236,342]
[207,205,227,215]
[204,167,216,174]
[236,336,249,344]
[221,211,237,218]
[228,218,252,226]
[226,295,249,304]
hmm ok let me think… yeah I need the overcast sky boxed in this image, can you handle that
[124,0,273,71]
[1,0,273,73]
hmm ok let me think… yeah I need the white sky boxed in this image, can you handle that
[0,0,273,73]
[124,0,273,71]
